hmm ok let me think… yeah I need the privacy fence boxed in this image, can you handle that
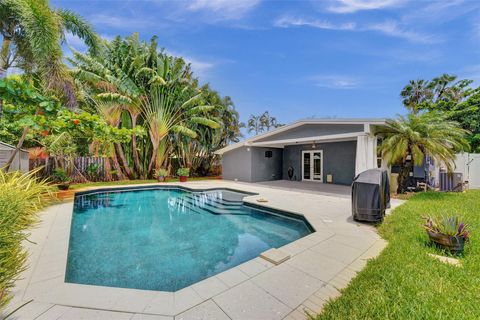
[31,156,107,182]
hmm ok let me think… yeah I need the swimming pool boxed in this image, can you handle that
[66,187,313,292]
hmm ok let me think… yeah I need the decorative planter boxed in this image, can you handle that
[427,231,466,253]
[179,176,187,182]
[57,183,70,191]
[157,176,166,182]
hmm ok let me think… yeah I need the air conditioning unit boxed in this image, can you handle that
[439,171,463,192]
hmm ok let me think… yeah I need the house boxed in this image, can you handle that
[0,141,29,172]
[215,118,387,185]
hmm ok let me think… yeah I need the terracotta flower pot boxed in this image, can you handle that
[427,230,466,253]
[179,176,187,182]
[57,183,70,191]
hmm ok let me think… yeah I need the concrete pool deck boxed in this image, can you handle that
[3,180,403,320]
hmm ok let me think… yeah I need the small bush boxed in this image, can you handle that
[154,168,169,178]
[51,168,71,183]
[177,167,190,177]
[0,170,54,311]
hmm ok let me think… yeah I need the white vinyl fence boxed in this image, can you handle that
[454,153,480,189]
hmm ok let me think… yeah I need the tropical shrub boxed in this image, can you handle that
[379,112,469,193]
[154,168,169,178]
[177,168,190,177]
[424,216,470,240]
[0,170,54,310]
[69,34,241,179]
[51,168,71,183]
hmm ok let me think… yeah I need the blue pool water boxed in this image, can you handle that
[66,187,312,292]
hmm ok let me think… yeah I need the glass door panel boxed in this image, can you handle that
[313,152,322,181]
[303,152,311,180]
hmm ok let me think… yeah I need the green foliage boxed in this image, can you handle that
[248,111,282,135]
[0,0,98,107]
[317,191,480,320]
[51,167,71,183]
[69,34,238,178]
[42,132,77,159]
[85,163,101,181]
[154,168,169,178]
[400,74,480,152]
[0,170,54,310]
[379,112,469,193]
[177,167,190,177]
[424,216,470,240]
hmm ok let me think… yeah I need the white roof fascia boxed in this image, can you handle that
[250,132,364,147]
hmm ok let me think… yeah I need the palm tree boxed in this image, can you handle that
[142,85,220,174]
[400,79,433,113]
[1,0,97,171]
[379,112,469,194]
[248,114,263,135]
[0,0,98,107]
[70,34,230,178]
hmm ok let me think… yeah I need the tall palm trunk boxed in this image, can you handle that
[114,142,133,179]
[103,156,112,181]
[397,155,412,194]
[111,152,125,180]
[130,113,142,177]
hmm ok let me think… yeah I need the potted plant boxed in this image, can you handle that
[154,168,169,182]
[424,216,470,254]
[177,168,190,182]
[52,168,72,190]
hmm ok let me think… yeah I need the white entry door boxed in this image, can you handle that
[302,150,323,182]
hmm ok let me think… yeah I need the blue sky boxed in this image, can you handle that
[53,0,480,126]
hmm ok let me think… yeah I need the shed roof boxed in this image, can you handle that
[0,141,29,153]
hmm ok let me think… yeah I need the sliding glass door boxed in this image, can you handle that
[302,150,323,182]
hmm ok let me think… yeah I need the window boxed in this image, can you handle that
[265,150,273,158]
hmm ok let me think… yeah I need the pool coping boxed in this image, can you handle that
[6,181,397,319]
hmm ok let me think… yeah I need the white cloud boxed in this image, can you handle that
[274,16,437,43]
[167,50,215,78]
[64,32,87,51]
[326,0,406,13]
[88,14,154,29]
[186,0,260,20]
[310,75,359,89]
[367,20,438,43]
[274,16,356,30]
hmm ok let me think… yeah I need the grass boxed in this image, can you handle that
[317,191,480,320]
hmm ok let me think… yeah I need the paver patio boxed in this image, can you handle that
[2,180,402,320]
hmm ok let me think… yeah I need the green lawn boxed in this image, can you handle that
[317,191,480,320]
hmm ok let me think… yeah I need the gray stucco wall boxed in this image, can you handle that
[282,141,357,185]
[221,146,283,182]
[221,146,252,182]
[256,124,363,143]
[251,147,283,182]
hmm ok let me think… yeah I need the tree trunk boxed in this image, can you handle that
[130,114,142,177]
[0,37,12,118]
[396,162,412,194]
[114,142,133,179]
[147,144,158,176]
[3,126,29,172]
[111,152,125,180]
[104,157,112,181]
